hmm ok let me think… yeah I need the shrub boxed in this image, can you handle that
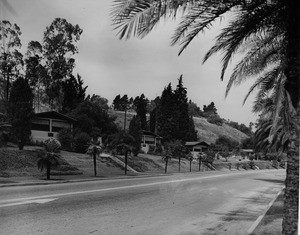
[207,114,223,126]
[249,160,255,169]
[58,128,73,151]
[73,132,91,153]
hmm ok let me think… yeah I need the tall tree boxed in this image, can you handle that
[8,77,33,150]
[61,74,87,113]
[156,83,177,142]
[0,20,23,103]
[174,75,191,141]
[133,94,148,130]
[112,2,300,233]
[25,41,48,112]
[129,115,142,156]
[42,18,82,110]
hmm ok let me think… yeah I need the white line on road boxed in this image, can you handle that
[0,171,283,208]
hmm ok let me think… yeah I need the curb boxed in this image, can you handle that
[247,187,285,234]
[0,173,171,188]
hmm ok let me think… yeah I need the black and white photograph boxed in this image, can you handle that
[0,1,299,234]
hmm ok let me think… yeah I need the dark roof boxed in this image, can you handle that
[142,130,162,138]
[185,141,210,147]
[33,111,76,122]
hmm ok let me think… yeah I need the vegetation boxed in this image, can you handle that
[8,78,34,150]
[128,115,142,156]
[86,138,103,176]
[37,138,61,180]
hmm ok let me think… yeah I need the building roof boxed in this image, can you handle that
[142,130,162,138]
[185,141,210,147]
[33,111,77,122]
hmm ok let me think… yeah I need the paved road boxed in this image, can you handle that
[0,170,285,235]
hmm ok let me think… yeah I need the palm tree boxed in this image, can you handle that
[37,138,61,180]
[112,1,299,233]
[87,138,103,177]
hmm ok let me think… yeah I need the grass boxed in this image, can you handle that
[252,191,284,235]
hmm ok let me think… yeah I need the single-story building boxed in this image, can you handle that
[31,111,76,142]
[185,141,210,158]
[141,130,162,154]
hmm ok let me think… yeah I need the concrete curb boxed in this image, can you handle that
[0,173,170,188]
[247,186,285,234]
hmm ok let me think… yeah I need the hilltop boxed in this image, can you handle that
[108,109,249,144]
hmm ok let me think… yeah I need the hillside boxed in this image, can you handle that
[108,110,249,144]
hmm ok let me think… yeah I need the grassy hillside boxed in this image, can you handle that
[109,109,249,144]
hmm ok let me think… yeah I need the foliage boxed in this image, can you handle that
[241,137,255,149]
[8,77,34,150]
[37,138,61,180]
[215,135,239,152]
[129,115,142,156]
[0,20,23,101]
[42,18,82,109]
[133,94,148,129]
[73,132,91,153]
[203,102,218,115]
[69,97,118,138]
[61,74,87,113]
[226,120,252,136]
[155,76,197,142]
[86,138,103,176]
[207,114,223,126]
[58,128,73,151]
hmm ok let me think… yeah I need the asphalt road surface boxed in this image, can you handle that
[0,170,285,235]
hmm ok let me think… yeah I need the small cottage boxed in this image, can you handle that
[31,111,76,142]
[185,141,210,157]
[141,130,162,154]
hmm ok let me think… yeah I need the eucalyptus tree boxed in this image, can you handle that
[42,18,82,110]
[0,20,23,102]
[111,1,299,233]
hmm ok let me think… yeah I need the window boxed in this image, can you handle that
[31,118,50,131]
[52,120,71,132]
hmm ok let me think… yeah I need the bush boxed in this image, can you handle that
[58,128,73,151]
[249,160,255,169]
[207,114,223,126]
[73,132,91,153]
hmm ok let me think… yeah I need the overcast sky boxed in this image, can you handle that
[3,0,258,125]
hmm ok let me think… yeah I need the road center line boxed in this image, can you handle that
[0,171,282,206]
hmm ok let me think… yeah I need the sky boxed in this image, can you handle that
[2,0,258,125]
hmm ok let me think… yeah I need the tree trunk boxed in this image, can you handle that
[282,144,299,234]
[178,157,181,173]
[125,151,128,175]
[93,154,97,176]
[165,157,168,173]
[198,156,202,171]
[190,160,192,172]
[124,109,127,131]
[282,1,300,234]
[46,164,51,180]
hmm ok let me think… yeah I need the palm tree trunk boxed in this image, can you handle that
[125,151,128,175]
[282,142,299,235]
[282,1,300,234]
[198,156,202,171]
[165,157,168,173]
[93,154,97,176]
[46,164,51,180]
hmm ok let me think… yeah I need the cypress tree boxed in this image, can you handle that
[129,115,142,156]
[8,77,34,150]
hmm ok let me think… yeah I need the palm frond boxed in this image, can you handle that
[203,2,279,81]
